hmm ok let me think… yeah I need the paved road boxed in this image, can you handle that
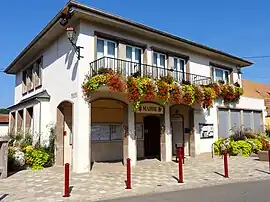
[104,179,270,202]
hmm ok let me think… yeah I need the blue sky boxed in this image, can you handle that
[1,0,270,108]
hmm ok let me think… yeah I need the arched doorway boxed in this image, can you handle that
[144,116,161,158]
[91,98,127,162]
[55,101,73,166]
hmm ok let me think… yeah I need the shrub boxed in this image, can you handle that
[25,148,51,170]
[246,138,262,153]
[257,136,270,151]
[229,140,252,156]
[230,128,256,141]
[213,138,225,155]
[20,133,33,149]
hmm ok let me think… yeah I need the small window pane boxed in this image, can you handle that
[230,110,241,132]
[107,41,115,57]
[160,54,165,67]
[91,124,110,141]
[135,48,141,63]
[136,124,143,139]
[173,58,178,70]
[126,46,132,60]
[243,111,252,130]
[218,109,229,138]
[254,111,262,132]
[111,125,123,140]
[153,53,158,65]
[179,59,184,71]
[97,39,104,59]
[215,69,223,81]
[225,71,229,83]
[212,67,215,79]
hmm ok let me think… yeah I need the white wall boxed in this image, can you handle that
[0,124,8,137]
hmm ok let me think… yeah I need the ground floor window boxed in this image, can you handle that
[218,108,263,138]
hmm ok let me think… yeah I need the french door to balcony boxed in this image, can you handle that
[97,38,117,71]
[153,52,166,78]
[173,57,185,82]
[126,46,142,77]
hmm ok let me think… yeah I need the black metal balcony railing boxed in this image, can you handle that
[89,57,212,85]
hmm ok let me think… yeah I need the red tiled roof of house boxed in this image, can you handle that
[242,79,270,116]
[0,114,9,123]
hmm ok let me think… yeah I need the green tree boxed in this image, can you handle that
[0,108,9,114]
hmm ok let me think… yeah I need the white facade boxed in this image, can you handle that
[6,2,265,173]
[0,124,8,137]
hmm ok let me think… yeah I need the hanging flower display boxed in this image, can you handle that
[193,85,204,104]
[170,84,183,104]
[82,70,244,110]
[181,85,195,105]
[202,87,216,108]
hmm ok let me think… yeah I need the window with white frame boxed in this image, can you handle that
[97,38,117,59]
[211,66,230,83]
[153,52,166,77]
[126,45,142,76]
[173,57,185,81]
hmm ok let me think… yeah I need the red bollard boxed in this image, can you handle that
[224,152,229,178]
[126,158,131,189]
[178,147,183,183]
[268,150,270,172]
[181,146,185,164]
[63,163,70,197]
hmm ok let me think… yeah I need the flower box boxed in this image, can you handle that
[258,151,269,161]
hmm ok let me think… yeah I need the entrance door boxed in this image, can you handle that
[144,116,160,158]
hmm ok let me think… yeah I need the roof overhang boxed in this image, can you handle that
[5,1,253,74]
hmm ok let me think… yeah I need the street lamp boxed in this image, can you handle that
[66,26,83,60]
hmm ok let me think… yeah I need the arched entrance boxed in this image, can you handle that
[55,101,73,166]
[91,98,127,162]
[143,116,161,158]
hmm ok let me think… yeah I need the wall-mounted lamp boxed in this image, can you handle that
[66,26,83,60]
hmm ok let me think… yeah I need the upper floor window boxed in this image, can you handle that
[97,38,117,59]
[22,57,43,95]
[211,66,229,83]
[153,52,166,77]
[126,45,142,76]
[173,57,185,81]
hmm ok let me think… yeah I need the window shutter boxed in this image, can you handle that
[218,109,229,138]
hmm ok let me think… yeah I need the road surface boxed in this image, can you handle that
[104,179,270,202]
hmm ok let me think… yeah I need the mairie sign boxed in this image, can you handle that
[137,103,164,114]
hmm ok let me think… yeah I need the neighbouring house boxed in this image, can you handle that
[4,1,266,173]
[0,114,9,137]
[242,79,270,128]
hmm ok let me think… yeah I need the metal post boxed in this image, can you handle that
[224,152,229,178]
[126,158,131,189]
[178,148,183,183]
[63,163,70,197]
[181,146,185,164]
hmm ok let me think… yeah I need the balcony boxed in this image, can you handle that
[89,57,212,85]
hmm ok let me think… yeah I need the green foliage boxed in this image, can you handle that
[0,108,9,114]
[229,140,252,157]
[213,138,225,155]
[25,147,51,170]
[247,138,263,153]
[20,133,33,149]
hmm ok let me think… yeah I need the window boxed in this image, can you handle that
[218,108,263,138]
[91,124,123,141]
[153,52,166,77]
[96,38,117,59]
[211,66,230,83]
[173,57,185,82]
[126,45,142,76]
[22,57,43,95]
